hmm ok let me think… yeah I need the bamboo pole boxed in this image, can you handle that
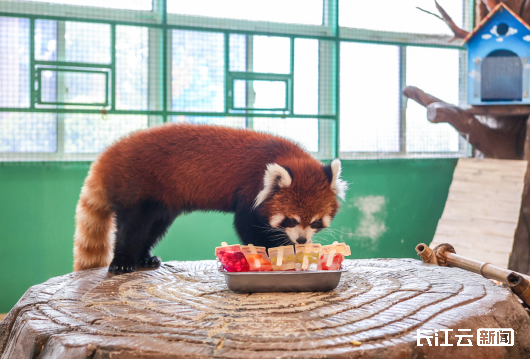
[416,243,530,307]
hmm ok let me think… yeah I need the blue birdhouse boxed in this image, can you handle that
[465,3,530,105]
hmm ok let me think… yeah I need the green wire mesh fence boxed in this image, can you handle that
[0,0,472,160]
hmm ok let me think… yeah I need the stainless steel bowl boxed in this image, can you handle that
[219,268,347,293]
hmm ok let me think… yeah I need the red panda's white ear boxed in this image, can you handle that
[330,159,347,201]
[253,163,292,209]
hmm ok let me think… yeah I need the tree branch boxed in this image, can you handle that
[479,1,490,21]
[416,1,469,40]
[416,7,444,21]
[404,86,523,159]
[509,115,530,274]
[403,86,442,107]
[484,0,500,12]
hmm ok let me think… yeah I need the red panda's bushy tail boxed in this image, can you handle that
[73,168,115,271]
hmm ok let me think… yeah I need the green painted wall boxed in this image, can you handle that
[0,159,457,312]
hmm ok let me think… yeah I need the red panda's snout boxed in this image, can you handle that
[254,159,347,246]
[267,213,335,245]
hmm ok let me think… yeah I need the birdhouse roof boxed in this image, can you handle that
[462,3,530,44]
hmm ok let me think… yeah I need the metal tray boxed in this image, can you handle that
[219,268,347,293]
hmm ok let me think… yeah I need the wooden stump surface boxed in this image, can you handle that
[1,258,530,358]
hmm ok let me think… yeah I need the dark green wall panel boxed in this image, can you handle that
[0,159,457,312]
[331,159,457,259]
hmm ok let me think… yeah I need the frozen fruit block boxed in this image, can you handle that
[215,242,249,272]
[295,243,321,271]
[318,242,348,271]
[241,244,272,271]
[268,245,295,271]
[345,245,351,257]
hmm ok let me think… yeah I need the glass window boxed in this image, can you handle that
[65,22,111,64]
[0,17,29,108]
[0,0,467,159]
[340,42,400,152]
[253,36,290,74]
[229,34,246,72]
[167,0,323,25]
[116,26,149,110]
[172,30,224,112]
[406,46,460,152]
[339,0,464,36]
[35,20,57,61]
[233,80,287,109]
[172,116,245,128]
[229,35,291,74]
[41,70,108,105]
[25,0,152,11]
[252,118,319,152]
[40,70,57,103]
[294,38,319,115]
[0,113,57,152]
[64,114,148,153]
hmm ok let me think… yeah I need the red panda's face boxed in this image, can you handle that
[265,192,337,245]
[254,160,347,245]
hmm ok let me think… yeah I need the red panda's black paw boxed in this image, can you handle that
[138,255,161,268]
[108,260,137,274]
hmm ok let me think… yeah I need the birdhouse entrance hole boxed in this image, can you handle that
[481,49,522,102]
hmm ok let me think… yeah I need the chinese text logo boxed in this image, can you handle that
[416,328,514,346]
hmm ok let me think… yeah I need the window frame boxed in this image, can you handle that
[0,0,473,161]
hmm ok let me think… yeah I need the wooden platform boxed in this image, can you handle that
[430,158,527,268]
[1,259,529,358]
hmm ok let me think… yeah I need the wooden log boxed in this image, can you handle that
[1,260,530,358]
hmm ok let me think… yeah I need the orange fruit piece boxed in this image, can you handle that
[258,258,270,265]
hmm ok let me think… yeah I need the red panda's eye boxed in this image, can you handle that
[310,219,323,229]
[280,217,299,228]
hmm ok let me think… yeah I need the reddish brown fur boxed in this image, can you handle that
[73,165,115,271]
[73,123,340,271]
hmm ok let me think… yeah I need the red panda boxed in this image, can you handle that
[73,123,347,274]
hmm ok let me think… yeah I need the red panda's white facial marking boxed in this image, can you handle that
[254,163,292,209]
[330,159,348,201]
[269,214,285,228]
[322,215,332,228]
[285,226,317,244]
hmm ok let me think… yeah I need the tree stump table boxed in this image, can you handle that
[1,259,529,358]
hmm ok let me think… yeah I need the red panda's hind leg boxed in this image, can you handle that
[137,215,178,268]
[109,200,178,274]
